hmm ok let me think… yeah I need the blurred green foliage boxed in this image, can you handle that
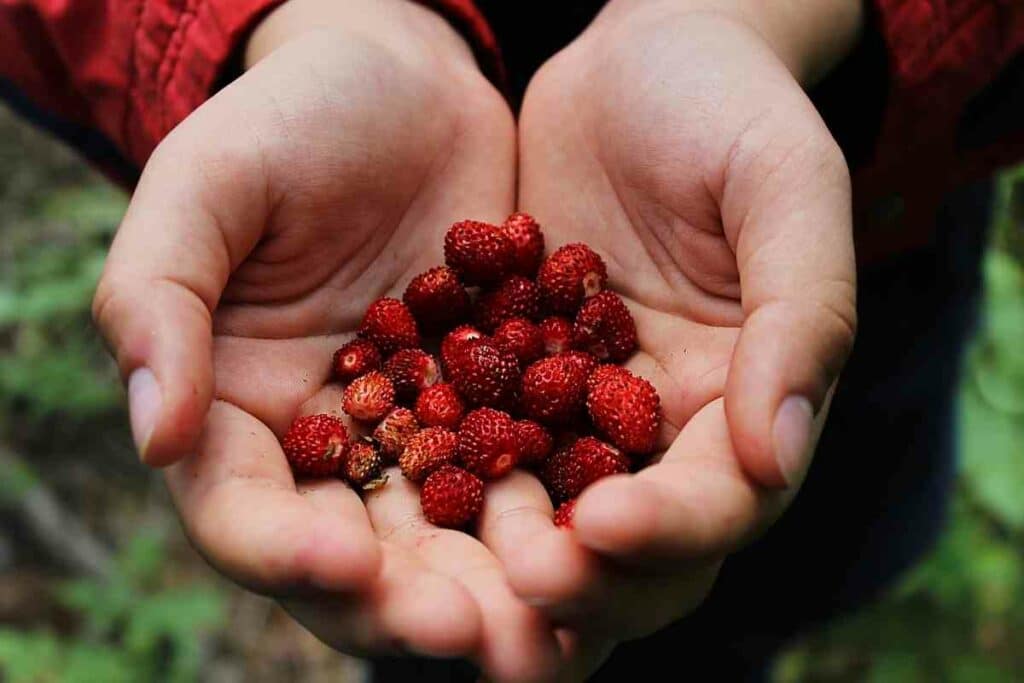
[0,185,124,418]
[0,533,226,683]
[777,169,1024,682]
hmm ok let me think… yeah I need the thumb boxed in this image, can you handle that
[93,135,266,467]
[723,124,857,489]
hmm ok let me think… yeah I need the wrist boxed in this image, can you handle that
[599,0,863,85]
[245,0,478,73]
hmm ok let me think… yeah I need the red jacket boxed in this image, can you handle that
[1,0,1022,262]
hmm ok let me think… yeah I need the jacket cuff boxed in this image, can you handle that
[127,0,503,166]
[124,0,286,164]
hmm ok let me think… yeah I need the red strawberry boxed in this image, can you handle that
[403,266,470,332]
[382,349,440,403]
[343,371,395,422]
[501,212,545,277]
[586,364,621,393]
[514,420,553,466]
[457,408,519,480]
[540,436,628,501]
[444,220,515,286]
[553,499,577,528]
[343,441,388,490]
[400,427,458,482]
[332,339,382,383]
[440,324,486,370]
[561,350,599,378]
[537,244,608,314]
[520,354,591,425]
[474,276,542,332]
[573,291,638,361]
[373,408,420,462]
[359,298,420,355]
[415,383,465,430]
[586,366,661,454]
[492,318,544,366]
[421,465,485,528]
[281,414,349,478]
[445,339,521,408]
[539,316,574,355]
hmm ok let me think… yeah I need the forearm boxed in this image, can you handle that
[597,0,864,85]
[245,0,478,72]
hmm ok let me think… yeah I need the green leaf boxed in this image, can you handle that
[62,643,135,683]
[117,532,167,586]
[960,388,1024,530]
[867,652,923,683]
[0,629,62,682]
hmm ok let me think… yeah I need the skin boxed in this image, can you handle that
[480,3,860,672]
[92,0,862,679]
[93,2,562,680]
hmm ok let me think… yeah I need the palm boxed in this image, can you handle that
[476,9,855,662]
[144,34,562,678]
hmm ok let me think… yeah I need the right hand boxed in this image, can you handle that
[92,1,563,678]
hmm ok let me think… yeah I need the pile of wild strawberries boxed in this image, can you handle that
[280,214,661,529]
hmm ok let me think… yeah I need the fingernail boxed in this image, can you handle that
[128,368,161,461]
[772,395,814,486]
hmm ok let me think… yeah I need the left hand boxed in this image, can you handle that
[476,1,859,675]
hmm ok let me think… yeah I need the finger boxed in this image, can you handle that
[573,396,829,563]
[281,541,482,659]
[721,116,856,488]
[479,472,719,640]
[477,471,608,624]
[93,131,267,467]
[366,471,563,683]
[165,400,380,595]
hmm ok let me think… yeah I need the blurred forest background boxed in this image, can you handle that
[0,102,1022,682]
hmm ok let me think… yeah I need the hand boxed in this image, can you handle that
[92,1,563,678]
[476,1,859,674]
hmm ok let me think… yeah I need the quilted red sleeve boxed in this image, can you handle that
[0,0,503,175]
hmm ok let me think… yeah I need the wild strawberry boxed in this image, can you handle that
[537,243,608,314]
[373,408,420,462]
[474,276,542,332]
[457,408,518,479]
[281,414,349,478]
[421,465,485,528]
[400,427,458,483]
[403,266,470,333]
[586,364,621,393]
[553,499,577,528]
[520,354,591,425]
[343,371,395,422]
[586,366,661,454]
[561,350,598,378]
[344,441,387,490]
[440,324,486,370]
[445,339,521,408]
[502,212,545,277]
[382,349,440,403]
[444,220,515,286]
[514,420,553,466]
[540,436,628,501]
[539,316,574,355]
[573,291,638,361]
[492,318,544,366]
[332,339,382,383]
[359,298,420,355]
[415,383,465,430]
